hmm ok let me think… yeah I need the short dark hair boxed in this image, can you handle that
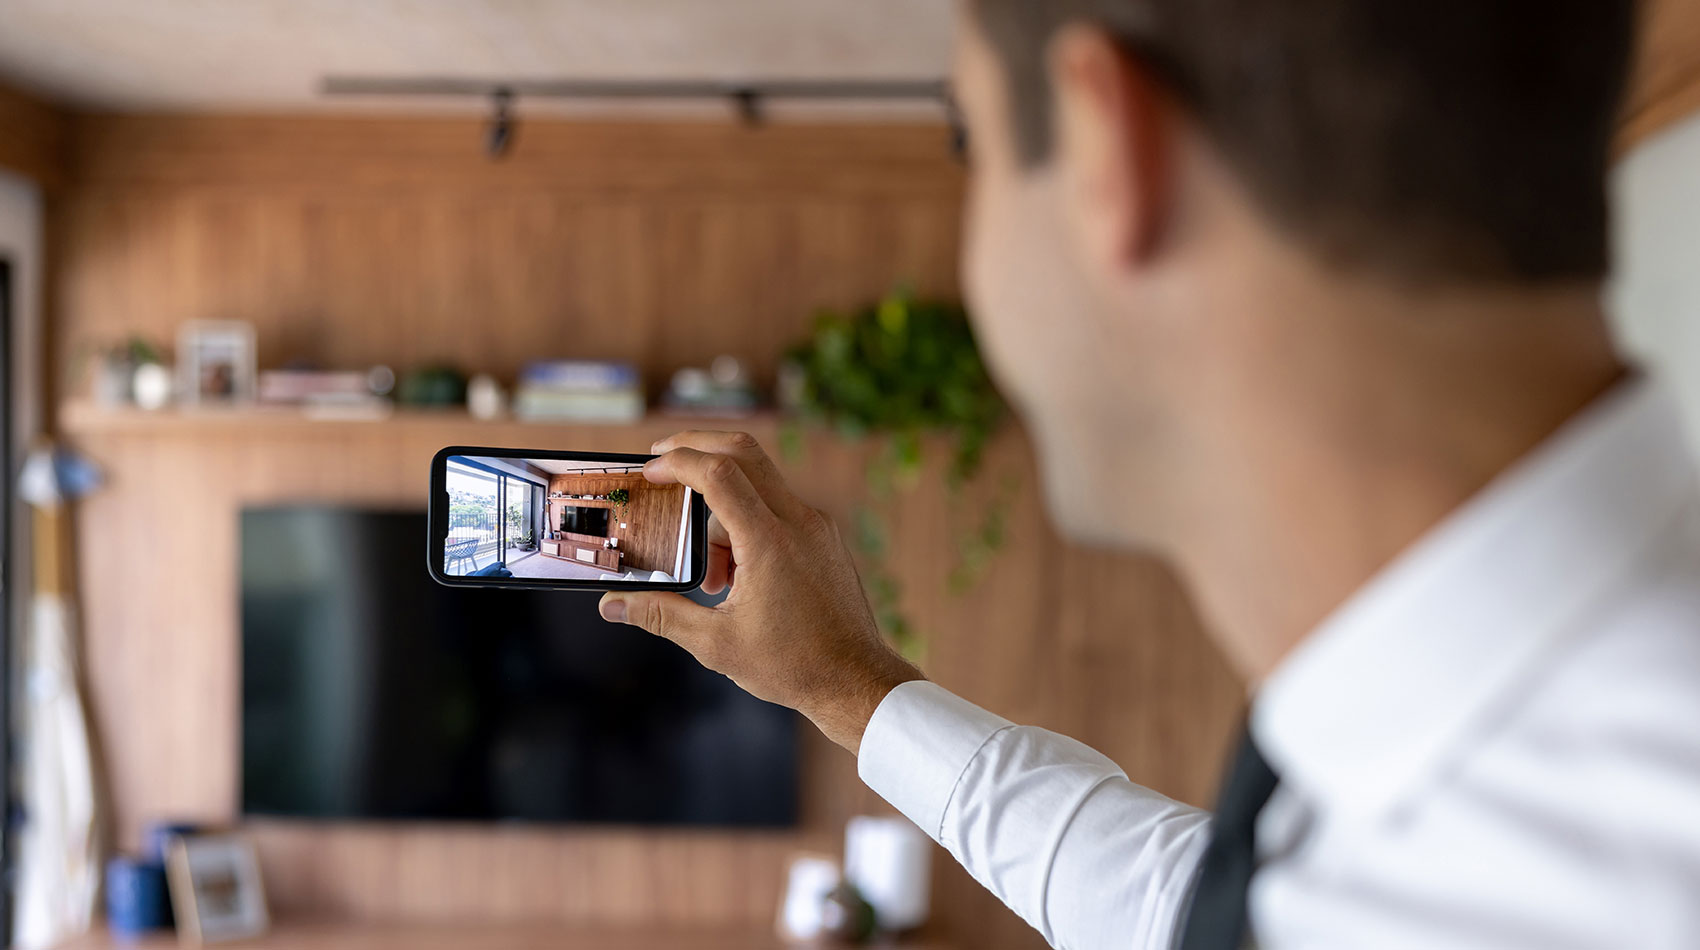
[968,0,1636,284]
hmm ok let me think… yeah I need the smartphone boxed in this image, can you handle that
[428,446,708,592]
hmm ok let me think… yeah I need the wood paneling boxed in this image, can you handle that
[547,473,685,575]
[63,115,964,195]
[51,116,963,409]
[0,81,66,187]
[56,920,952,950]
[1622,0,1700,149]
[62,408,1241,949]
[52,116,1240,950]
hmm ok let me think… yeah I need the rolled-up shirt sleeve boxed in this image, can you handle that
[858,681,1212,950]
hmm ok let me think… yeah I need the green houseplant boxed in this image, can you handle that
[607,487,631,519]
[784,290,1011,658]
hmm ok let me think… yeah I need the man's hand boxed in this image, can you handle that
[598,431,924,754]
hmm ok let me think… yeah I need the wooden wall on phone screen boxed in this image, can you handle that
[51,114,1244,950]
[548,472,686,575]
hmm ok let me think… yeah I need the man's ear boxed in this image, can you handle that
[1048,24,1174,274]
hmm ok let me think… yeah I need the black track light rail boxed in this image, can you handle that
[322,77,950,104]
[548,466,644,476]
[323,77,962,158]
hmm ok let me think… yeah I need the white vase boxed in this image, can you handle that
[844,815,931,932]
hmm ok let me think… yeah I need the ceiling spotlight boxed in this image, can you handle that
[486,87,515,159]
[732,87,764,126]
[944,93,968,163]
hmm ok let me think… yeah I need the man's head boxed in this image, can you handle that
[952,0,1636,546]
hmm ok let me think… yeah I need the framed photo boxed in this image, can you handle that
[165,833,270,944]
[177,320,256,405]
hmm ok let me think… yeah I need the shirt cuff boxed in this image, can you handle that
[857,680,1014,838]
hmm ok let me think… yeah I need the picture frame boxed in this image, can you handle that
[177,320,256,406]
[165,833,270,944]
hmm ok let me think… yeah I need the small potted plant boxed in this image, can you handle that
[607,488,630,519]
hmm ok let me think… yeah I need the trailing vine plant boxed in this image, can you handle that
[607,487,631,519]
[782,290,1012,659]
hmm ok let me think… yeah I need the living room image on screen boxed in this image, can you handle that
[443,455,694,583]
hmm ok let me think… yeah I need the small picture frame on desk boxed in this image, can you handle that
[166,833,270,944]
[177,320,257,406]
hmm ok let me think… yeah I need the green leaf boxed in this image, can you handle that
[784,286,1013,655]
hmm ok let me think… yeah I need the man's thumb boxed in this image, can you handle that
[598,590,709,643]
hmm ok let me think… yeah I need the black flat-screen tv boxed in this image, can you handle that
[240,506,797,826]
[560,504,610,537]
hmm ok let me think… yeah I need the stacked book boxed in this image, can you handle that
[258,369,392,420]
[514,360,645,423]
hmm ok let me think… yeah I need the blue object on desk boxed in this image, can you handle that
[106,856,172,937]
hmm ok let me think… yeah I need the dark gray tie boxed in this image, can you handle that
[1177,728,1279,950]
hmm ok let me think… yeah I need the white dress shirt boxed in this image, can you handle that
[858,379,1700,950]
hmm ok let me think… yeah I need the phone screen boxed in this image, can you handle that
[428,446,708,591]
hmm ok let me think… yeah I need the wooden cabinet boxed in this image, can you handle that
[541,532,622,571]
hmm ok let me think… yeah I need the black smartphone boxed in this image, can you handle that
[428,446,708,592]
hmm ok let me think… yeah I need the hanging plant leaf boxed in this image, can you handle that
[784,289,1010,651]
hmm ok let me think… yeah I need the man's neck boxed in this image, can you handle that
[1162,266,1626,688]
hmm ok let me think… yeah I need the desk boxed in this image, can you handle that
[56,922,951,950]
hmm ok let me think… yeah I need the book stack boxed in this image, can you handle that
[258,369,393,420]
[513,360,645,423]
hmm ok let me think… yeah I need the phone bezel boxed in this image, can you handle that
[428,445,708,592]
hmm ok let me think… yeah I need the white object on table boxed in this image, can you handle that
[844,815,931,932]
[467,373,507,420]
[776,853,842,941]
[131,362,173,410]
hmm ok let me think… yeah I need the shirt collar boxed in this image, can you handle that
[1251,377,1697,823]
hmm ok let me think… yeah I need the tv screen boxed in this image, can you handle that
[240,506,797,826]
[560,504,610,537]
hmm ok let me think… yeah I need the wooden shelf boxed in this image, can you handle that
[58,401,780,439]
[54,921,951,950]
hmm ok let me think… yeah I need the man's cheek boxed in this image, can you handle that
[964,178,1017,295]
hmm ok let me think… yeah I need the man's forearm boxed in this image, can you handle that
[859,682,1211,950]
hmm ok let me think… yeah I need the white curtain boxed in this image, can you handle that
[13,450,102,949]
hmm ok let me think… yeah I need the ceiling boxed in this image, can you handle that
[0,0,957,117]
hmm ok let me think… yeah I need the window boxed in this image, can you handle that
[443,457,546,576]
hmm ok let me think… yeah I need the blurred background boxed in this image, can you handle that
[0,1,1694,948]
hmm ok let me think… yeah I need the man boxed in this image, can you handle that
[600,0,1700,947]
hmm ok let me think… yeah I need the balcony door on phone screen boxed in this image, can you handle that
[443,457,543,575]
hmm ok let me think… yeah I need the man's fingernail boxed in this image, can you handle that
[650,440,663,453]
[600,598,627,623]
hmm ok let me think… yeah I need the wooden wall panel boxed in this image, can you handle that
[0,82,66,187]
[546,472,686,575]
[52,115,1242,950]
[52,116,964,409]
[64,411,1241,948]
[1622,0,1700,150]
